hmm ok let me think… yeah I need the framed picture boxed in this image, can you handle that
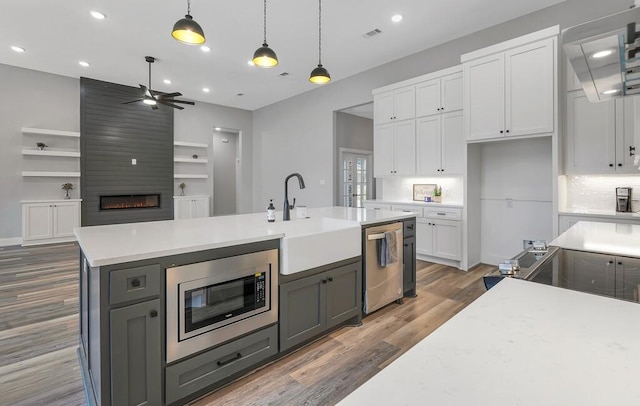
[413,184,437,201]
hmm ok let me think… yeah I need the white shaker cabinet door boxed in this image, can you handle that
[393,120,416,176]
[505,38,554,137]
[464,53,505,141]
[174,198,193,220]
[441,73,463,113]
[565,91,615,174]
[23,203,53,241]
[373,124,395,177]
[374,92,395,124]
[394,87,416,121]
[441,111,464,175]
[416,220,433,256]
[53,201,79,238]
[416,116,441,175]
[432,220,461,261]
[192,198,209,218]
[416,79,441,118]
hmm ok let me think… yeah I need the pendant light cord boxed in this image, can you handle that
[187,0,191,15]
[318,0,322,65]
[263,0,268,44]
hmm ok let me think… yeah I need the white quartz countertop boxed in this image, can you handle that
[559,208,640,219]
[550,221,640,257]
[75,207,414,267]
[338,278,640,406]
[365,199,463,209]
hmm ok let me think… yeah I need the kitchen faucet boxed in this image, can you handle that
[283,173,306,221]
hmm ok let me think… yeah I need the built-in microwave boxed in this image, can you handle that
[166,249,278,363]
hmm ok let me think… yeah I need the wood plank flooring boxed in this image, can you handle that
[0,243,493,406]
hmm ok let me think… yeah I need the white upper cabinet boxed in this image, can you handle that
[566,92,640,174]
[416,111,463,175]
[463,34,556,142]
[416,73,463,117]
[374,86,415,124]
[374,121,416,177]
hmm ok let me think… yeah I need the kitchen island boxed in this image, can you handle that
[75,207,414,406]
[338,277,640,406]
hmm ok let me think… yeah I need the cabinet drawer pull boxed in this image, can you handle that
[609,164,614,167]
[322,279,328,284]
[328,277,333,282]
[618,262,622,265]
[407,224,414,230]
[217,352,242,367]
[131,278,141,288]
[436,212,446,216]
[607,261,614,265]
[149,310,158,318]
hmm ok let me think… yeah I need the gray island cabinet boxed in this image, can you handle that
[279,258,362,351]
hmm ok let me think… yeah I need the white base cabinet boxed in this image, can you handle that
[22,200,80,246]
[174,195,210,220]
[416,208,462,262]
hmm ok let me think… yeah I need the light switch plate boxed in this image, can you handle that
[132,158,137,165]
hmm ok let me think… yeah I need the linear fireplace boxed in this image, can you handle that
[100,194,161,211]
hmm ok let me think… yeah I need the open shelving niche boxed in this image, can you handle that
[21,127,81,178]
[173,141,209,180]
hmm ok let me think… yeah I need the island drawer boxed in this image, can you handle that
[165,324,278,405]
[109,264,161,305]
[424,208,461,221]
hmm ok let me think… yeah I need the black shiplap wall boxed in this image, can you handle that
[80,77,173,226]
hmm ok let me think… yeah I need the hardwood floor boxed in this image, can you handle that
[0,243,493,406]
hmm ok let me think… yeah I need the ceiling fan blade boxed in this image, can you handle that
[160,92,182,98]
[164,99,195,105]
[158,100,184,110]
[140,84,153,98]
[122,99,144,104]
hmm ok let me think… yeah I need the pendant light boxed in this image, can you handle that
[252,0,278,67]
[309,0,330,84]
[172,0,206,45]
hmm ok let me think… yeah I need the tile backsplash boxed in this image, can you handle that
[565,175,640,212]
[379,176,463,202]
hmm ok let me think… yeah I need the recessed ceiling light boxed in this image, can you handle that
[78,61,90,67]
[592,50,613,59]
[391,14,403,23]
[215,127,221,131]
[202,87,210,93]
[11,45,25,53]
[247,60,255,66]
[602,89,619,95]
[201,45,211,52]
[163,79,172,84]
[90,11,106,20]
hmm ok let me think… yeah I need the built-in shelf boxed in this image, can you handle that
[174,141,208,148]
[174,174,209,179]
[173,157,208,164]
[22,171,81,177]
[22,127,81,138]
[22,149,80,157]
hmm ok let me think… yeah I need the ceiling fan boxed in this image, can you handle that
[123,56,195,110]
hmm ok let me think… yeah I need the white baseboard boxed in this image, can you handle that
[0,237,22,247]
[416,254,462,270]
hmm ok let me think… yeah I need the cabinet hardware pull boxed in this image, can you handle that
[618,163,622,167]
[217,352,242,367]
[607,261,614,265]
[328,277,333,282]
[131,278,141,288]
[149,310,158,318]
[506,130,510,133]
[618,262,622,265]
[437,212,446,216]
[630,146,636,156]
[322,279,328,284]
[609,164,614,167]
[407,224,414,230]
[500,130,504,134]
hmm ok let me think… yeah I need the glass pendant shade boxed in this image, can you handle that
[253,43,278,67]
[309,64,331,84]
[172,14,206,45]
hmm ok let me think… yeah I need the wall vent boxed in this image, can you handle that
[363,28,382,38]
[279,72,289,77]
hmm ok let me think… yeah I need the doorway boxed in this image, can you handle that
[211,128,239,215]
[340,150,372,208]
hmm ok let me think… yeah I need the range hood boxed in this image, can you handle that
[563,5,640,102]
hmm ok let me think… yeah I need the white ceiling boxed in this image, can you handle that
[0,0,565,111]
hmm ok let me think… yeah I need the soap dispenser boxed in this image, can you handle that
[267,199,276,222]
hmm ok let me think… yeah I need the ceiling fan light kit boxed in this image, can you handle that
[309,0,330,84]
[172,0,206,45]
[252,0,278,67]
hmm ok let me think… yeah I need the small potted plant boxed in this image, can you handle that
[433,186,442,203]
[62,182,73,199]
[179,182,186,196]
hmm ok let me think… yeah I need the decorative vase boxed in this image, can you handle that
[433,196,442,203]
[64,189,71,199]
[180,189,185,196]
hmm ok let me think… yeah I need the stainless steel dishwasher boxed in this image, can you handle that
[363,222,404,314]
